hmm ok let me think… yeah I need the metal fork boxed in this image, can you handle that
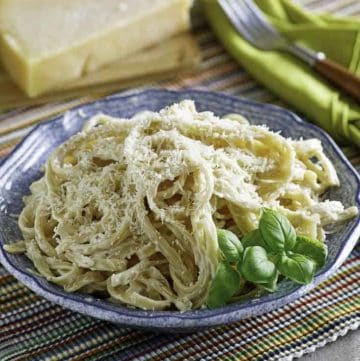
[218,0,360,103]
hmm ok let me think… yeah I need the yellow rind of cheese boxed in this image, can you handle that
[0,0,192,97]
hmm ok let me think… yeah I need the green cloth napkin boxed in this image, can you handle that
[203,0,360,147]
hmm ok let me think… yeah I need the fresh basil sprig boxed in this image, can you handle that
[293,235,328,269]
[277,253,316,284]
[206,209,328,308]
[241,229,265,248]
[217,229,243,262]
[248,209,327,285]
[206,230,243,308]
[240,246,278,292]
[259,208,296,253]
[206,262,240,308]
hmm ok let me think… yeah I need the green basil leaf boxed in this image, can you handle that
[240,246,277,285]
[206,262,240,309]
[241,229,266,248]
[277,253,316,285]
[217,229,243,263]
[293,236,328,269]
[259,208,296,253]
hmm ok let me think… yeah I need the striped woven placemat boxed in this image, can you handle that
[0,0,359,360]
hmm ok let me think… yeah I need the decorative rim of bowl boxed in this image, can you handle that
[0,88,359,331]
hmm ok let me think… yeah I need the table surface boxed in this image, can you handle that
[300,329,359,361]
[0,0,359,360]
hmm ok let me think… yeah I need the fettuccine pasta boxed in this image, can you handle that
[6,101,358,310]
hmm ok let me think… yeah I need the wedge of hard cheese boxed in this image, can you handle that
[0,33,200,111]
[0,0,191,97]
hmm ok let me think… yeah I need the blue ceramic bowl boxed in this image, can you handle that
[0,89,359,332]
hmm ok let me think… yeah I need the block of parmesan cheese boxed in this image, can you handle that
[0,33,200,111]
[0,0,191,97]
[0,33,201,112]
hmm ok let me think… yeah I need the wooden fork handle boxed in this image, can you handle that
[313,58,360,103]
